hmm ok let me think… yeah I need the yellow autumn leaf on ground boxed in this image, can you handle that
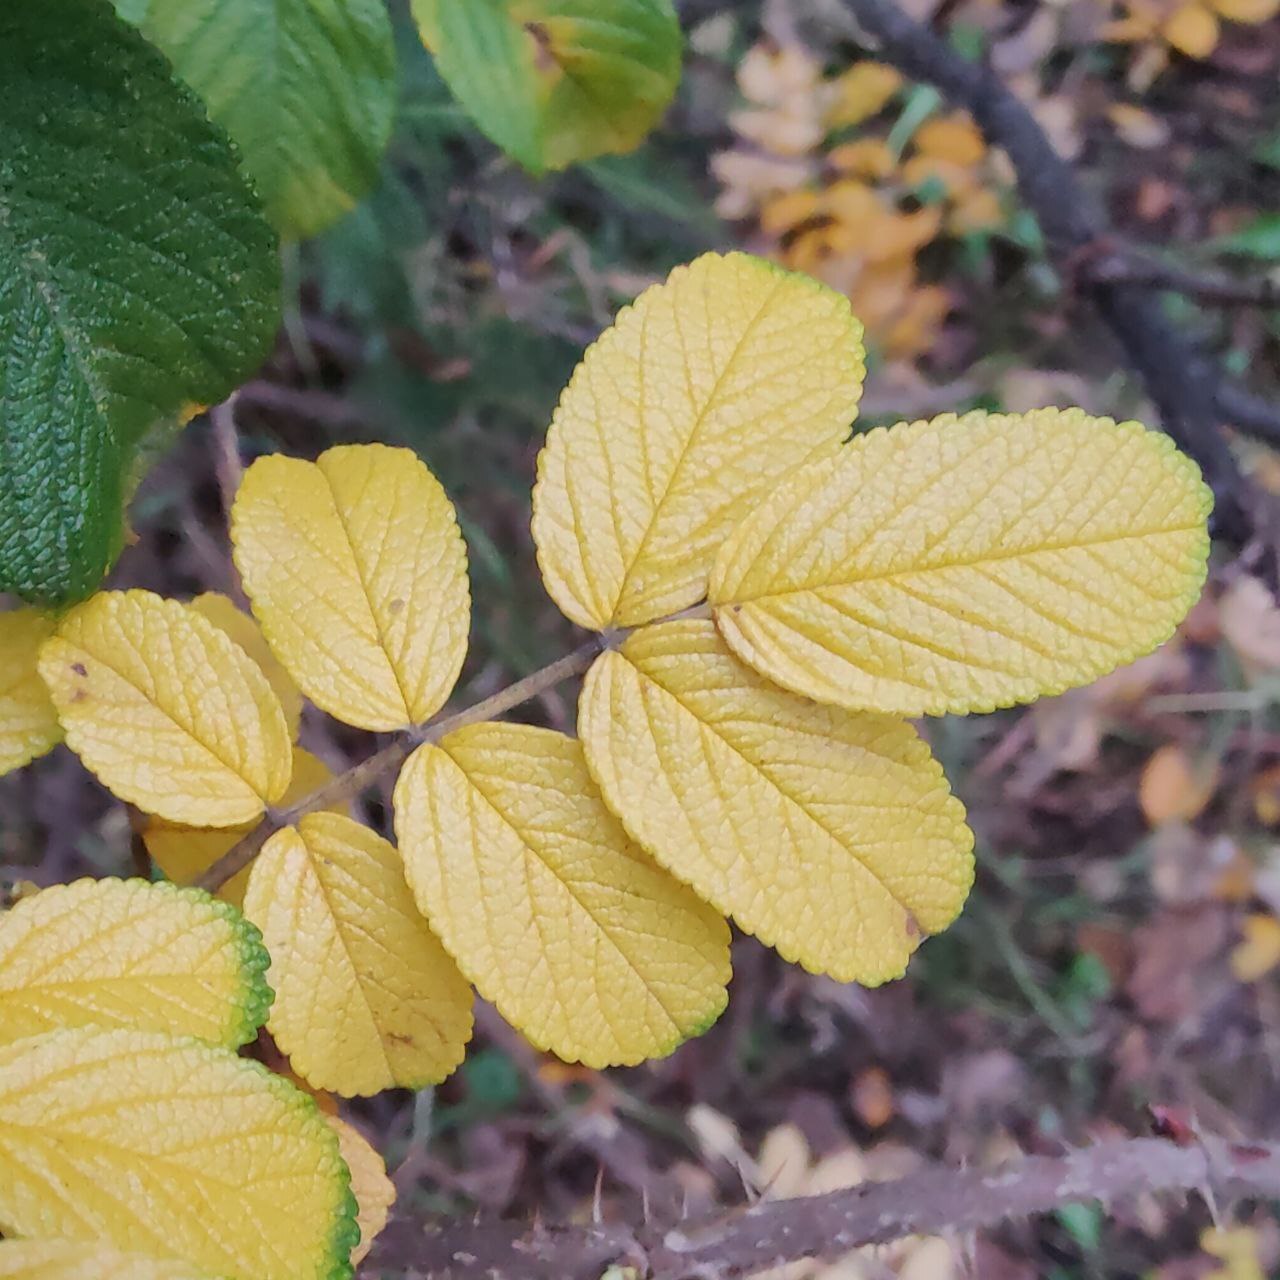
[0,1241,218,1279]
[327,1116,395,1265]
[531,252,864,630]
[1139,744,1219,826]
[1202,1225,1267,1280]
[145,746,337,908]
[825,60,901,129]
[0,610,61,777]
[0,878,270,1048]
[1164,1,1220,55]
[579,621,973,984]
[0,1028,357,1280]
[1231,913,1280,982]
[394,723,731,1066]
[38,591,292,825]
[244,812,473,1095]
[190,591,304,740]
[232,443,470,731]
[711,410,1211,717]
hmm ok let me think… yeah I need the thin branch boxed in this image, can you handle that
[840,0,1276,525]
[194,637,605,892]
[366,1134,1280,1278]
[1086,253,1280,310]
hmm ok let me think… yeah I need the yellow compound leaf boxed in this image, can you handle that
[580,620,974,985]
[0,1240,218,1279]
[711,410,1211,717]
[394,723,731,1066]
[531,251,864,630]
[0,610,61,777]
[0,877,270,1048]
[232,443,470,731]
[145,746,337,908]
[190,591,304,741]
[326,1116,395,1266]
[0,1028,358,1280]
[243,812,474,1096]
[38,590,292,825]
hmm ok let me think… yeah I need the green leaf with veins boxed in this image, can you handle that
[117,0,398,240]
[413,0,683,174]
[0,0,279,604]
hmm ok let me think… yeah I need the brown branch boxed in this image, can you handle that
[840,0,1279,525]
[194,637,606,892]
[366,1135,1280,1278]
[1086,253,1280,310]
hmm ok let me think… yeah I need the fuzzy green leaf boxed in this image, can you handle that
[0,0,279,603]
[117,0,398,239]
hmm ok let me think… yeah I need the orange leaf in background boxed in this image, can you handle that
[851,1067,896,1130]
[829,138,895,179]
[949,187,1004,234]
[1252,764,1280,827]
[1211,0,1280,21]
[914,116,986,167]
[825,61,902,129]
[1163,2,1221,56]
[760,188,821,236]
[1230,914,1280,983]
[1139,745,1219,827]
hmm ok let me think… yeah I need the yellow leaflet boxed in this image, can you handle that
[191,591,304,740]
[243,812,473,1096]
[579,621,974,985]
[327,1116,395,1266]
[531,252,864,630]
[711,410,1211,716]
[394,723,731,1067]
[0,1028,357,1280]
[0,610,61,776]
[145,746,337,908]
[0,1240,217,1279]
[0,878,270,1048]
[38,591,292,826]
[232,443,470,731]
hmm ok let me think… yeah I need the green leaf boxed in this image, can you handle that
[413,0,684,174]
[0,0,279,603]
[118,0,398,240]
[1213,214,1280,261]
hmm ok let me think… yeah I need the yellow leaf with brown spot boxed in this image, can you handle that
[394,722,731,1066]
[0,609,61,776]
[232,443,470,732]
[579,620,974,985]
[38,590,292,825]
[711,410,1211,717]
[244,812,473,1095]
[531,252,864,630]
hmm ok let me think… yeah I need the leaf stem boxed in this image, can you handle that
[194,635,607,892]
